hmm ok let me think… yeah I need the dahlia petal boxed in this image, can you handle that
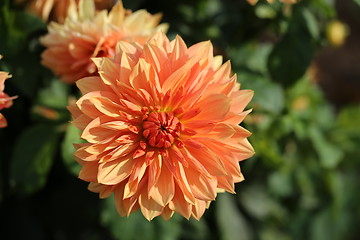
[211,60,231,84]
[171,161,196,204]
[230,89,254,114]
[205,123,236,139]
[98,157,133,184]
[123,10,148,32]
[129,59,162,102]
[77,91,117,119]
[76,76,104,94]
[197,139,253,180]
[78,0,96,20]
[113,182,129,216]
[161,205,174,221]
[149,162,175,207]
[190,94,231,121]
[161,59,194,94]
[79,161,98,182]
[217,175,236,194]
[191,199,208,220]
[142,43,171,81]
[90,96,122,117]
[96,58,123,97]
[108,1,125,25]
[81,116,115,143]
[71,113,93,130]
[119,99,142,114]
[0,113,7,128]
[147,154,162,195]
[188,40,213,61]
[99,142,138,162]
[182,140,227,177]
[74,145,100,161]
[225,109,252,124]
[139,193,164,221]
[168,185,192,219]
[88,182,113,198]
[100,121,130,131]
[122,179,147,215]
[116,41,142,60]
[169,35,188,64]
[123,156,147,198]
[213,55,223,70]
[184,166,217,201]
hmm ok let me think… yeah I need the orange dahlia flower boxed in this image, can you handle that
[40,0,168,84]
[69,33,255,220]
[0,56,16,128]
[17,0,114,23]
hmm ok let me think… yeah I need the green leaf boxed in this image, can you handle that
[0,5,47,97]
[101,196,183,240]
[255,5,277,19]
[354,0,360,6]
[0,7,45,56]
[308,127,343,169]
[268,8,316,88]
[230,43,272,74]
[10,125,58,194]
[37,78,70,109]
[61,124,83,176]
[310,208,347,240]
[268,171,293,197]
[239,185,286,220]
[216,194,254,240]
[239,74,284,115]
[302,9,319,40]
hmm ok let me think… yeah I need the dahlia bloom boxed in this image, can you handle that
[17,0,114,23]
[69,33,255,220]
[0,56,16,128]
[40,0,168,83]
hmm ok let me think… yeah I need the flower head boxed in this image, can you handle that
[0,56,16,128]
[17,0,114,23]
[69,33,255,220]
[41,0,168,83]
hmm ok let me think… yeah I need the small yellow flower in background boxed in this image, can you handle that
[326,20,349,47]
[16,0,114,23]
[68,32,254,221]
[0,56,16,128]
[40,0,168,84]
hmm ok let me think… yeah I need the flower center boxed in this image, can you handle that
[142,111,181,148]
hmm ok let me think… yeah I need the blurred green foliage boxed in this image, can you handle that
[1,0,360,239]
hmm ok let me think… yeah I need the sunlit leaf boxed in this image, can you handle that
[10,124,58,194]
[308,127,343,169]
[216,194,254,240]
[37,78,70,109]
[239,74,284,114]
[61,124,82,176]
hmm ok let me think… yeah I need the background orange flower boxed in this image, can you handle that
[16,0,114,23]
[0,56,16,128]
[40,0,168,83]
[69,33,254,220]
